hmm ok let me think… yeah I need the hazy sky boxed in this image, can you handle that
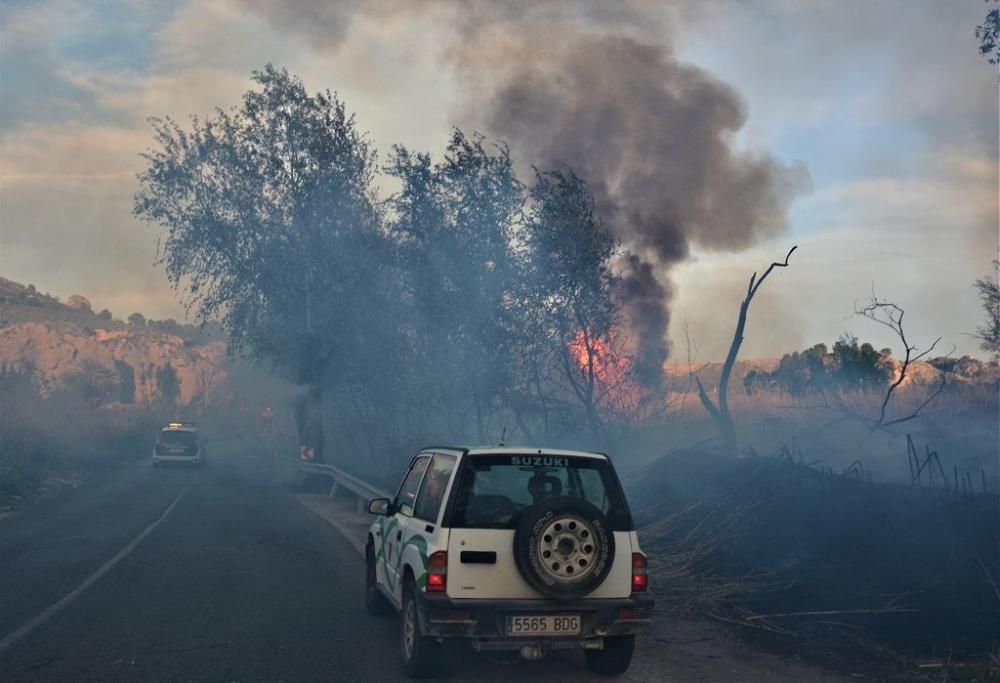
[1,0,996,360]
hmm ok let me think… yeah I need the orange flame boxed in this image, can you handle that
[567,329,642,413]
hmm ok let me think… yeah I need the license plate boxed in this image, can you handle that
[505,615,581,636]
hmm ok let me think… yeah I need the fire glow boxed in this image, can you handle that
[567,329,644,413]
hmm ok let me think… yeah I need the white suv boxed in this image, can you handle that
[365,447,653,678]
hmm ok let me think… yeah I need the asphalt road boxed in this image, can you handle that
[0,444,675,682]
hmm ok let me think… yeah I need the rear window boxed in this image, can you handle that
[158,430,197,447]
[448,454,632,530]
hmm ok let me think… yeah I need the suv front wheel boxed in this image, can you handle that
[585,634,635,676]
[401,579,443,678]
[365,544,393,616]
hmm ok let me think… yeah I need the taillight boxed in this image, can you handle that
[427,551,447,593]
[631,552,648,592]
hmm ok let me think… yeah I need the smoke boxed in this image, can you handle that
[454,28,807,384]
[617,253,672,388]
[232,0,808,381]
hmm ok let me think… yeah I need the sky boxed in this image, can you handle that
[1,0,997,361]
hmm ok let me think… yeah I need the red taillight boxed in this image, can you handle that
[631,552,648,592]
[427,551,447,593]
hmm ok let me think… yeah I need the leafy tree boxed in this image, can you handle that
[831,335,889,392]
[522,168,619,435]
[127,312,146,327]
[134,65,379,462]
[386,131,524,442]
[156,362,181,407]
[977,0,1000,65]
[744,336,890,396]
[975,259,1000,356]
[96,308,113,320]
[745,343,829,396]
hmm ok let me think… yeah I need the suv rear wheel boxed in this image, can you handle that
[400,578,442,678]
[585,634,635,676]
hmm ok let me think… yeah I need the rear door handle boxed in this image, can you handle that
[396,531,402,541]
[461,551,497,564]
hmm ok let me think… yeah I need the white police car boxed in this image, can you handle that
[151,422,206,467]
[365,447,652,677]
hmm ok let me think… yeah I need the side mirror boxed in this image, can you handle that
[368,498,391,516]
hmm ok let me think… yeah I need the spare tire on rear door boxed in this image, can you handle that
[513,496,615,600]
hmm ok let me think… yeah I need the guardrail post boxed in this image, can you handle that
[328,480,339,501]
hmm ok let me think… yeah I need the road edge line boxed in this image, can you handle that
[0,485,190,657]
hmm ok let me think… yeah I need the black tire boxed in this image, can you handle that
[585,635,635,676]
[513,496,615,600]
[400,578,442,678]
[366,544,394,616]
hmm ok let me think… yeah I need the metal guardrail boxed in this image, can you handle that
[275,454,391,512]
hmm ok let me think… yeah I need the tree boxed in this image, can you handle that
[695,246,797,455]
[744,338,891,396]
[522,168,619,437]
[974,259,1000,356]
[134,65,379,462]
[156,362,181,407]
[96,309,113,320]
[127,312,146,327]
[386,131,524,443]
[66,294,92,311]
[830,334,889,392]
[855,295,942,428]
[977,0,1000,65]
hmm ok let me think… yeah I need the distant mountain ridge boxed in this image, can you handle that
[0,278,228,407]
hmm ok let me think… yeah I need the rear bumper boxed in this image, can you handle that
[152,454,202,464]
[414,593,654,641]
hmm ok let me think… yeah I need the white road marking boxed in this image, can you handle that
[0,485,190,656]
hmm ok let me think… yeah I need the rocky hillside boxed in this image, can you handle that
[0,278,228,407]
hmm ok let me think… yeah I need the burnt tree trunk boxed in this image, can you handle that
[294,378,325,463]
[295,279,327,463]
[695,246,797,456]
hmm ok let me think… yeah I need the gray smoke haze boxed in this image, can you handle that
[233,0,808,381]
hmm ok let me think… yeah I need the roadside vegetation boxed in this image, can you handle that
[0,364,162,512]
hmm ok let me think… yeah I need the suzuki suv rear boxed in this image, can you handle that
[365,447,652,678]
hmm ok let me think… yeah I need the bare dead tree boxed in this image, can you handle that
[854,294,945,428]
[695,246,797,455]
[677,317,700,414]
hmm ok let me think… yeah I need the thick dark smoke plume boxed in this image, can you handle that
[617,253,672,387]
[236,0,807,382]
[459,29,806,383]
